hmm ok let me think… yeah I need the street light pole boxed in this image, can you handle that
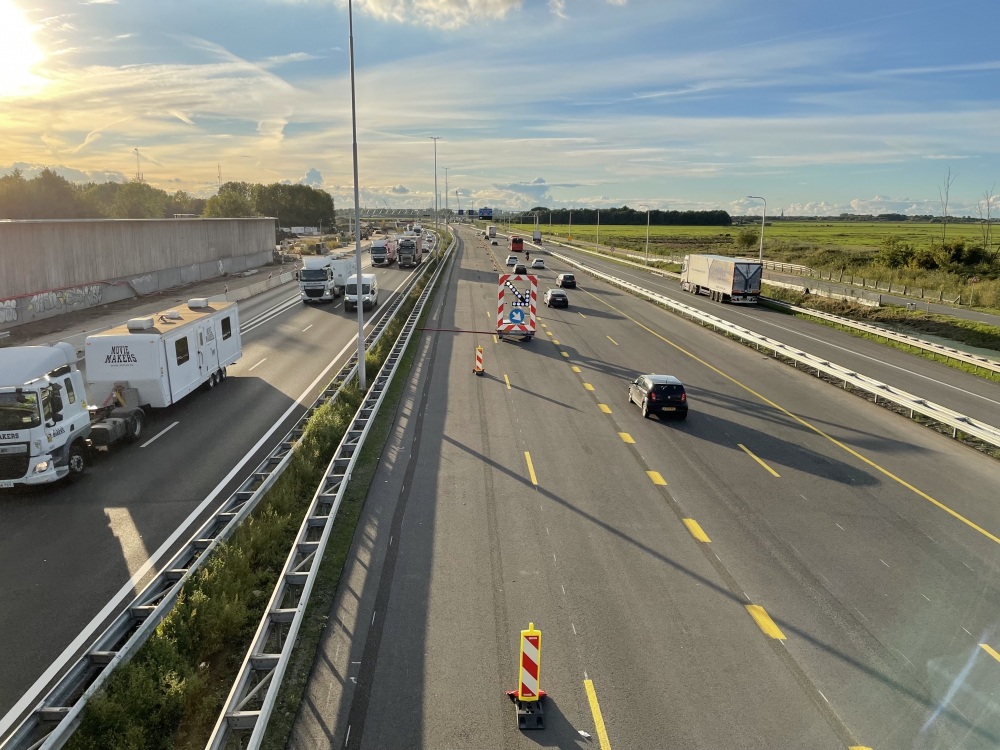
[348,0,366,389]
[444,167,449,228]
[747,196,766,263]
[430,137,440,256]
[639,205,650,265]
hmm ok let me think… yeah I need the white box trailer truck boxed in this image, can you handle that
[0,299,241,487]
[680,254,762,304]
[300,253,356,302]
[397,236,422,267]
[488,225,497,239]
[370,237,397,266]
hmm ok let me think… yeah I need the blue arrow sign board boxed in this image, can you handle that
[508,309,525,324]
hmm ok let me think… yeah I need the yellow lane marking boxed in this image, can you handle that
[504,374,511,390]
[572,366,582,373]
[579,312,587,319]
[552,340,560,345]
[583,680,612,750]
[850,747,874,750]
[541,323,547,328]
[618,432,635,444]
[980,644,1000,663]
[583,383,595,391]
[738,443,781,477]
[646,470,667,485]
[493,335,498,344]
[580,287,1000,548]
[546,331,553,336]
[561,352,569,358]
[746,605,785,639]
[525,452,538,486]
[599,404,612,414]
[683,518,711,542]
[607,335,618,345]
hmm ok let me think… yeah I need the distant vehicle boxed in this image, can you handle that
[510,236,524,252]
[345,274,379,312]
[628,374,688,420]
[544,289,568,308]
[680,254,762,304]
[531,258,545,269]
[556,273,576,288]
[506,255,518,266]
[488,225,497,238]
[533,228,542,244]
[513,263,528,275]
[370,237,398,266]
[491,239,499,246]
[397,236,422,268]
[0,301,242,486]
[300,253,356,302]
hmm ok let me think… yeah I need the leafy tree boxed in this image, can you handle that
[219,181,253,199]
[164,190,206,217]
[110,180,168,219]
[876,235,914,268]
[202,191,253,218]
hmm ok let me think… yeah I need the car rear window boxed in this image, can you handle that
[652,384,684,395]
[563,274,575,281]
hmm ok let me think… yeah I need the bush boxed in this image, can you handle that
[876,235,914,268]
[734,227,759,251]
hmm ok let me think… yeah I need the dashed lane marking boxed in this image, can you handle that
[599,404,612,414]
[683,518,711,542]
[525,451,538,486]
[646,470,667,485]
[746,604,786,639]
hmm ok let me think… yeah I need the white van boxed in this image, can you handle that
[344,274,378,312]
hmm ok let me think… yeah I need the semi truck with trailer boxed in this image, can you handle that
[0,300,241,487]
[370,237,398,266]
[488,225,497,239]
[397,236,422,267]
[680,254,763,304]
[299,253,357,303]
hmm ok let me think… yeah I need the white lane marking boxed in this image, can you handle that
[140,421,179,448]
[302,324,313,332]
[104,508,151,591]
[248,358,267,372]
[0,329,376,737]
[881,559,890,568]
[565,248,1000,407]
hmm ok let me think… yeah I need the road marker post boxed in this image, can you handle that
[506,622,546,729]
[474,346,484,375]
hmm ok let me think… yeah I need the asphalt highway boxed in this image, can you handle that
[543,240,1000,430]
[291,225,1000,750]
[0,249,431,728]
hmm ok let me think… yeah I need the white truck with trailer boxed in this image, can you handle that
[299,253,357,303]
[680,254,763,304]
[370,237,397,267]
[488,225,497,239]
[0,300,241,487]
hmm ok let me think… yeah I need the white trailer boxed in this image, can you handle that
[680,254,762,304]
[300,253,356,302]
[0,299,241,487]
[488,225,497,238]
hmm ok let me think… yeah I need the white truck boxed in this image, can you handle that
[0,299,241,486]
[300,253,357,303]
[680,254,762,304]
[488,225,497,239]
[370,238,397,267]
[397,236,422,267]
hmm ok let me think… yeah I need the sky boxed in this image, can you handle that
[0,0,998,216]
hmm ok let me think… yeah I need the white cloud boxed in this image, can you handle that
[345,0,523,29]
[389,184,409,193]
[299,167,324,186]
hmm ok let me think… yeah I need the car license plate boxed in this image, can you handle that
[0,481,15,488]
[662,406,676,411]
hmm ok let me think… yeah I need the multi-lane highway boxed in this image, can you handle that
[0,249,429,726]
[290,225,1000,749]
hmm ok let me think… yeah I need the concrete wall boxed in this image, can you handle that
[0,218,275,328]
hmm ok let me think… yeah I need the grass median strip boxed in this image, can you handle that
[66,260,442,750]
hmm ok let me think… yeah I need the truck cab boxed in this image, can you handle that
[370,238,397,266]
[345,274,379,312]
[0,343,91,487]
[300,256,338,302]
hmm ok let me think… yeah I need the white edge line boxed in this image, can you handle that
[140,422,179,449]
[248,358,267,372]
[0,287,414,737]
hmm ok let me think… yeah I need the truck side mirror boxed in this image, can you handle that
[52,412,64,423]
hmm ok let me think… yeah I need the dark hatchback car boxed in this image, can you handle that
[627,374,688,419]
[556,273,576,288]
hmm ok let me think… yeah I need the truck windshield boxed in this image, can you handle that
[300,269,328,281]
[0,391,42,430]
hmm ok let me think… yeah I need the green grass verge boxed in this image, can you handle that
[760,285,1000,385]
[65,258,441,750]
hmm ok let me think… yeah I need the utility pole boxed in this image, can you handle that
[597,208,600,249]
[348,0,366,389]
[444,167,449,225]
[134,148,142,182]
[430,137,441,256]
[747,196,766,262]
[217,164,221,191]
[639,205,650,265]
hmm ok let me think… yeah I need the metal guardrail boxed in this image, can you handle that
[207,232,456,750]
[0,242,440,750]
[549,251,1000,451]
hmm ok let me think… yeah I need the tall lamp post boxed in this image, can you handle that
[430,137,441,256]
[348,0,365,389]
[639,205,650,265]
[747,196,766,262]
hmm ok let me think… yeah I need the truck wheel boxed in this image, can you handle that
[124,411,144,443]
[68,442,87,476]
[207,372,217,389]
[220,367,227,381]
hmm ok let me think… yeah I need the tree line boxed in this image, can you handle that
[527,205,731,226]
[0,169,334,227]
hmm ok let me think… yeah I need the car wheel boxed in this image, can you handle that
[68,442,87,476]
[641,399,649,418]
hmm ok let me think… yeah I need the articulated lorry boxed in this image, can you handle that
[680,254,763,304]
[299,253,357,303]
[488,225,497,239]
[397,236,422,267]
[0,300,241,487]
[370,237,397,266]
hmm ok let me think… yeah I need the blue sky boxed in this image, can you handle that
[1,0,998,216]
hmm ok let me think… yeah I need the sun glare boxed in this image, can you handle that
[0,0,45,96]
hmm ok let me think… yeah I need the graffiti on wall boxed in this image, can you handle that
[0,299,16,323]
[27,285,104,315]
